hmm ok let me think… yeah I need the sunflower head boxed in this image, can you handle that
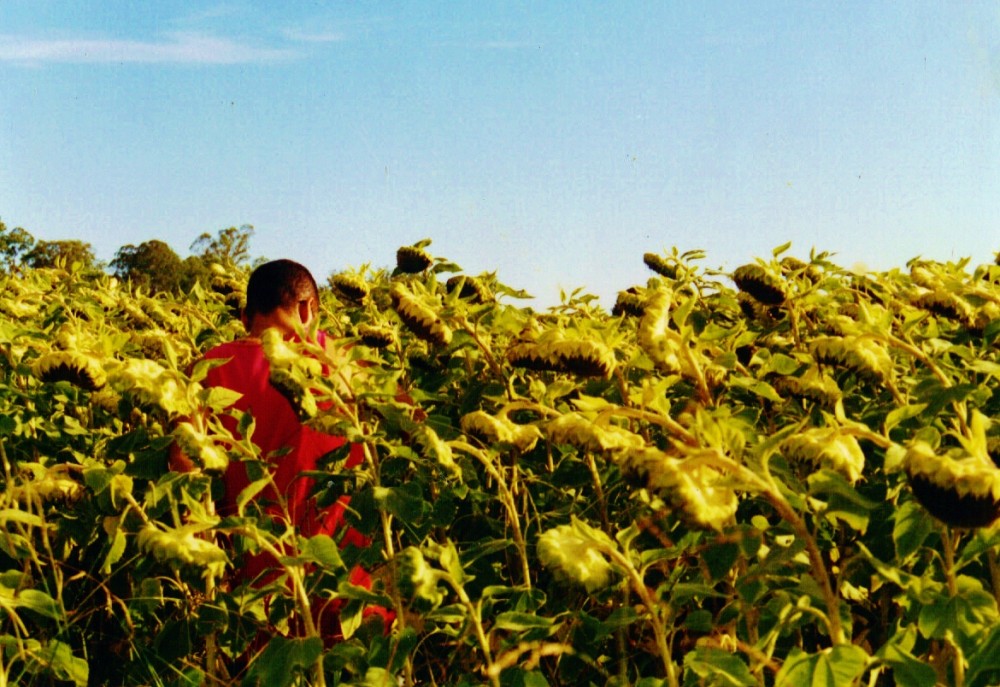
[357,324,396,349]
[331,272,370,302]
[732,263,788,305]
[904,441,1000,529]
[622,447,738,531]
[612,287,645,317]
[390,282,453,346]
[446,275,492,304]
[643,252,678,279]
[537,518,618,592]
[780,429,865,483]
[396,245,433,274]
[34,351,107,391]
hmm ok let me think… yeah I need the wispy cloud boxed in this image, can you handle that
[282,28,346,44]
[0,31,297,65]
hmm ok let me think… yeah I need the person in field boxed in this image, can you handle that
[170,259,390,643]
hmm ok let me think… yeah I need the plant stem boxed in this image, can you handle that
[450,440,532,589]
[602,546,678,687]
[941,526,965,687]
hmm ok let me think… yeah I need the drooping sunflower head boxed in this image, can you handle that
[643,252,678,279]
[357,323,396,349]
[732,263,788,306]
[810,335,894,382]
[911,288,975,327]
[612,287,645,317]
[390,281,453,346]
[622,447,739,531]
[396,245,433,274]
[330,272,370,303]
[537,518,618,593]
[780,429,865,484]
[33,351,107,391]
[445,275,492,304]
[904,441,1000,529]
[461,410,542,453]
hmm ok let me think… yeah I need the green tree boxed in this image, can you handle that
[0,219,35,270]
[24,239,98,270]
[110,240,185,294]
[190,225,255,268]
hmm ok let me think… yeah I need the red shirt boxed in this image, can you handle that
[202,333,367,580]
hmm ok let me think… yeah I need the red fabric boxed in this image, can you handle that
[199,334,377,593]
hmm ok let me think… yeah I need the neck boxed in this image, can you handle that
[246,309,304,339]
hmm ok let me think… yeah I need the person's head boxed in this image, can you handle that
[243,259,320,333]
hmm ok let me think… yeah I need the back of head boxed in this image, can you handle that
[244,259,319,325]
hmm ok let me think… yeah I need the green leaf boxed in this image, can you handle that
[16,588,62,620]
[967,623,1000,687]
[893,500,933,561]
[702,541,741,581]
[301,534,345,571]
[729,376,783,402]
[807,469,878,533]
[770,353,803,375]
[772,241,793,257]
[201,385,243,410]
[775,645,869,687]
[246,636,323,687]
[918,579,999,653]
[878,637,938,687]
[683,646,755,686]
[884,403,928,432]
[32,640,88,687]
[493,612,556,632]
[374,482,428,523]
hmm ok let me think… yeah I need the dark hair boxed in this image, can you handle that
[244,259,319,323]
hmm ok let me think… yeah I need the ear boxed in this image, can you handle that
[296,298,316,325]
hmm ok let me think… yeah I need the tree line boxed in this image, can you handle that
[0,218,257,294]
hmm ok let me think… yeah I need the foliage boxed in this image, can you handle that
[23,239,99,271]
[111,240,187,294]
[190,225,256,270]
[4,242,1000,687]
[0,219,35,271]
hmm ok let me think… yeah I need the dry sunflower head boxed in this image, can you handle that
[33,351,107,391]
[357,324,396,349]
[643,252,678,279]
[904,441,1000,529]
[537,517,618,593]
[545,412,645,454]
[390,281,453,346]
[810,335,893,382]
[772,367,842,407]
[445,275,492,304]
[331,272,370,302]
[507,336,616,378]
[622,447,739,531]
[396,245,433,274]
[612,287,645,317]
[732,263,788,305]
[911,288,975,326]
[461,410,543,453]
[780,429,865,484]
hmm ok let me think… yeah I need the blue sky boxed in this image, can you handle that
[1,3,998,306]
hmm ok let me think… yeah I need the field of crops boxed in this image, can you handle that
[4,242,1000,687]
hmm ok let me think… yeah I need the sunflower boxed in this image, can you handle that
[34,351,107,391]
[396,245,433,274]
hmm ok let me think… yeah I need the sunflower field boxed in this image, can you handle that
[4,241,1000,687]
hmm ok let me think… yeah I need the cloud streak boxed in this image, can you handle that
[0,32,297,65]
